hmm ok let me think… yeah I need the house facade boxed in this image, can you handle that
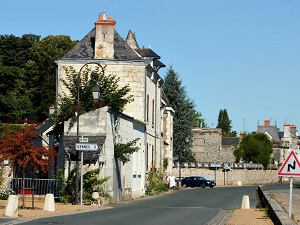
[55,11,173,201]
[257,120,300,166]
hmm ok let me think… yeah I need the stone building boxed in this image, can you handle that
[257,120,300,166]
[191,128,238,163]
[54,11,174,201]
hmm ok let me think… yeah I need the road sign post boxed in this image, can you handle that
[277,150,300,218]
[75,142,99,204]
[76,143,99,151]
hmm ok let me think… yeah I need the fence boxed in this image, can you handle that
[10,178,62,198]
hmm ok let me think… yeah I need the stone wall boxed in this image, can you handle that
[192,128,236,163]
[172,167,299,186]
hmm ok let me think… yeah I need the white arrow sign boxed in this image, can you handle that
[76,143,99,151]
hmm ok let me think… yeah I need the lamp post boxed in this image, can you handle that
[75,62,101,205]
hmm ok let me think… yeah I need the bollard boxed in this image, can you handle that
[241,195,250,209]
[5,195,18,217]
[44,193,55,211]
[92,192,100,205]
[237,181,242,186]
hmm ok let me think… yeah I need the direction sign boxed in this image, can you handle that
[278,150,300,177]
[75,143,99,151]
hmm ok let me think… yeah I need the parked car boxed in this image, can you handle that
[181,176,216,188]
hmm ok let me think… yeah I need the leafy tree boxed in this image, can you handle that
[234,133,273,169]
[26,35,77,121]
[0,65,33,122]
[114,138,140,164]
[0,34,75,123]
[217,109,237,137]
[55,65,133,123]
[0,124,57,206]
[193,111,207,128]
[162,66,197,162]
[0,34,40,67]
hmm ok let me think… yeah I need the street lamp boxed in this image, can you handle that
[75,62,101,205]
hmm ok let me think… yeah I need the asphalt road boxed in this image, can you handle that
[5,184,290,225]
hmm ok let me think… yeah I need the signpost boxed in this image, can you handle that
[76,142,99,205]
[75,143,99,151]
[277,150,300,217]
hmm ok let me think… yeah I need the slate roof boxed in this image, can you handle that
[35,118,53,135]
[62,28,141,61]
[222,137,240,146]
[135,48,160,59]
[257,125,280,142]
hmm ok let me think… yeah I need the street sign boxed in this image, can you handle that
[75,143,99,151]
[79,136,88,142]
[278,150,300,177]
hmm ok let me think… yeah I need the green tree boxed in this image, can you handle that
[0,34,75,123]
[26,35,77,121]
[162,66,197,162]
[193,111,207,128]
[0,34,40,67]
[55,65,134,124]
[0,65,33,122]
[234,133,273,169]
[216,109,237,137]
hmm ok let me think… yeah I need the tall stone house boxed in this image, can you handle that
[54,11,174,201]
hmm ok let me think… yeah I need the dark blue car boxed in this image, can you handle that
[181,176,216,188]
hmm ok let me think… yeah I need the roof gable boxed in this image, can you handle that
[257,125,280,141]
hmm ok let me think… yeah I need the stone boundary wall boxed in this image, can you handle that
[258,185,297,225]
[172,167,300,186]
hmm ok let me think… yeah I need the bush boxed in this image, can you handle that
[0,186,15,200]
[145,170,169,196]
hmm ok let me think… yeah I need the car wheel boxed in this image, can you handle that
[201,183,206,188]
[210,185,214,188]
[182,184,187,188]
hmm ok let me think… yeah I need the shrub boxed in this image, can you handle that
[145,169,169,196]
[0,186,15,200]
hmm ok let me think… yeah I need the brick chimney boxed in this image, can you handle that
[264,120,270,126]
[94,11,116,59]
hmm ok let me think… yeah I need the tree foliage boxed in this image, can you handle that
[55,65,134,123]
[25,35,77,121]
[217,109,237,137]
[114,138,140,164]
[162,66,198,162]
[193,111,207,128]
[0,34,76,123]
[0,124,58,175]
[234,133,273,169]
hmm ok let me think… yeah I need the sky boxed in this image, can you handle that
[1,0,300,134]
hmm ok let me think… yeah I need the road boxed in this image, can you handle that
[11,184,290,225]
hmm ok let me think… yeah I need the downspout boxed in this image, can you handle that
[155,77,162,169]
[144,68,148,188]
